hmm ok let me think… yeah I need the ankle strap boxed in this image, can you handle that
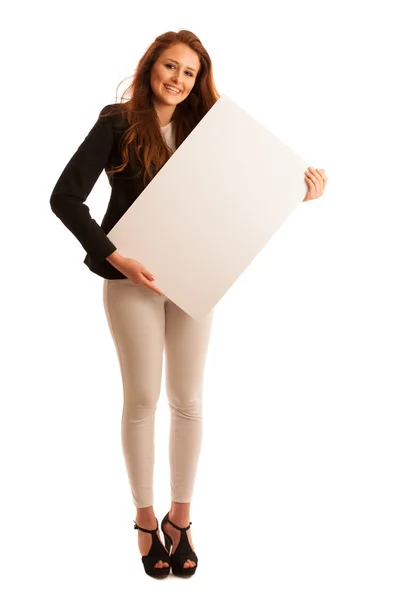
[133,519,159,534]
[167,516,192,532]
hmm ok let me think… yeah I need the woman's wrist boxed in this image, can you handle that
[106,249,128,270]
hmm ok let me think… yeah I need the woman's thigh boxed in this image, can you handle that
[164,301,214,399]
[103,279,166,401]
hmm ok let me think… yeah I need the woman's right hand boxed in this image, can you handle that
[106,251,163,295]
[121,257,163,295]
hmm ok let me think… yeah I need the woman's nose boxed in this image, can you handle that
[172,71,183,83]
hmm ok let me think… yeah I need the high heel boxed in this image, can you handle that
[161,512,198,577]
[133,519,170,578]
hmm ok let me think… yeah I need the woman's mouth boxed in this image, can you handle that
[164,84,181,95]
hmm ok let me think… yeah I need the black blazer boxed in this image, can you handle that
[50,104,148,279]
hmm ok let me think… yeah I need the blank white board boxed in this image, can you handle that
[107,93,309,320]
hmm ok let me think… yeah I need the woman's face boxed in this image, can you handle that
[150,43,201,108]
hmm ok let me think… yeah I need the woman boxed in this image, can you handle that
[50,29,328,579]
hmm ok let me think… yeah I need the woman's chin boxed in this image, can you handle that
[163,96,181,106]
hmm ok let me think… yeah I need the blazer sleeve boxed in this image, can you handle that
[50,105,118,263]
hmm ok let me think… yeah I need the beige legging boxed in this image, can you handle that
[102,278,214,508]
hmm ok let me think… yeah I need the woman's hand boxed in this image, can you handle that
[106,250,163,295]
[303,167,328,202]
[121,258,164,295]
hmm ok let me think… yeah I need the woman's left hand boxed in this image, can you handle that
[303,167,328,202]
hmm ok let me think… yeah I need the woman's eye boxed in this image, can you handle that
[165,64,193,77]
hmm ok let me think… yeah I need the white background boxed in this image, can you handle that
[1,0,399,598]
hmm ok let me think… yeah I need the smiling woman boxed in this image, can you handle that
[49,25,329,582]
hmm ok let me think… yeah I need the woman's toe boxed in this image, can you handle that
[184,559,195,568]
[155,560,167,568]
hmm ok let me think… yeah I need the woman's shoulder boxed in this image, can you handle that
[98,103,129,132]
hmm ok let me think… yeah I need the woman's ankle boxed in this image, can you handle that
[136,506,157,527]
[169,501,191,525]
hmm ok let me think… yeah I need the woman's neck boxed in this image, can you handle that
[154,102,176,128]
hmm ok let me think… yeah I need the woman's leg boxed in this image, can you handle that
[163,301,214,567]
[102,279,166,509]
[103,279,170,569]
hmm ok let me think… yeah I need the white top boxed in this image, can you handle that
[161,120,176,153]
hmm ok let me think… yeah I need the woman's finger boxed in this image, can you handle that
[142,278,163,295]
[309,167,323,190]
[305,173,318,196]
[309,167,324,195]
[317,168,328,188]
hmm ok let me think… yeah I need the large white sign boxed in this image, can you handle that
[108,94,309,320]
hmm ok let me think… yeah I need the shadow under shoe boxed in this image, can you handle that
[133,519,170,578]
[161,512,198,577]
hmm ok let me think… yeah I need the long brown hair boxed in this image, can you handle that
[101,29,220,186]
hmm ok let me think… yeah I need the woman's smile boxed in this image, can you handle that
[163,84,181,95]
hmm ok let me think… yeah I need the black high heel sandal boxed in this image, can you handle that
[133,519,170,578]
[161,512,198,577]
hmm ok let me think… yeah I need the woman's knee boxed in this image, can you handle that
[167,389,202,419]
[123,385,161,417]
